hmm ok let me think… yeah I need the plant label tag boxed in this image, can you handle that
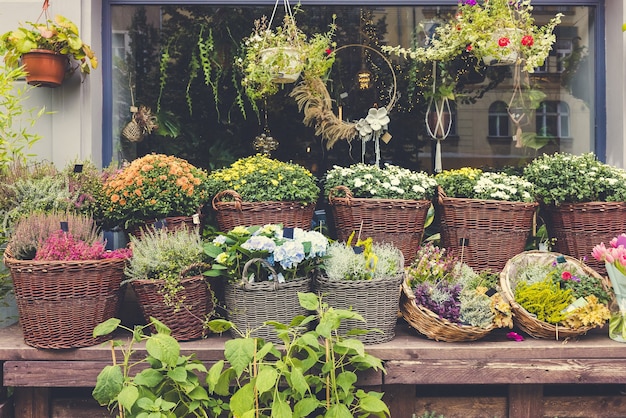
[352,246,364,254]
[485,288,497,297]
[283,227,294,239]
[192,214,200,225]
[60,221,69,232]
[459,238,469,247]
[381,132,392,144]
[73,164,83,173]
[563,296,588,313]
[154,219,166,229]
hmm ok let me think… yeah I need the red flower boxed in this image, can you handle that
[498,37,510,47]
[466,44,473,52]
[561,271,573,280]
[325,48,333,55]
[521,35,534,47]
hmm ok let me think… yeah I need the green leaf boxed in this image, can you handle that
[224,338,256,377]
[188,385,210,401]
[298,292,319,311]
[206,360,224,392]
[358,393,390,416]
[118,385,140,413]
[326,403,352,418]
[230,382,255,417]
[149,317,172,335]
[134,368,165,388]
[167,366,188,383]
[336,371,357,394]
[145,333,180,368]
[255,366,278,394]
[204,243,224,258]
[92,365,123,405]
[289,366,309,396]
[335,339,365,356]
[93,318,121,337]
[294,397,321,418]
[271,398,292,417]
[207,319,233,333]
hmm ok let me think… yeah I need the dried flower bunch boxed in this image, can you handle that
[206,154,319,204]
[101,154,209,229]
[203,223,328,283]
[523,152,626,206]
[436,167,535,202]
[511,256,610,329]
[406,243,513,329]
[324,163,437,201]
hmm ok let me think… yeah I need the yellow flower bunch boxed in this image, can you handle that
[101,154,209,229]
[206,154,320,204]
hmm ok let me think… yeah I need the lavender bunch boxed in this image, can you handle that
[414,280,462,323]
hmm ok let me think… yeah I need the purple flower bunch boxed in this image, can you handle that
[414,280,462,323]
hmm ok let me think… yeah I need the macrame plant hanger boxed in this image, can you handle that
[121,71,143,142]
[425,61,452,173]
[507,61,530,148]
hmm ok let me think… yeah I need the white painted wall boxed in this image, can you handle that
[605,0,626,168]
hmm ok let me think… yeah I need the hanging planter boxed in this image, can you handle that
[20,49,68,87]
[259,46,302,84]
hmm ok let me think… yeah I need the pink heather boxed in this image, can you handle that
[34,231,131,261]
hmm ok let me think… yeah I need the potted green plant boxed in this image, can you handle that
[3,211,131,349]
[100,153,210,233]
[401,242,513,342]
[124,227,215,341]
[203,223,328,343]
[236,8,336,102]
[0,14,98,87]
[435,167,538,272]
[315,236,404,344]
[324,162,437,264]
[207,154,320,231]
[523,152,626,273]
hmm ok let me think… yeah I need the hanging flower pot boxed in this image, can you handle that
[482,29,522,66]
[259,46,303,84]
[21,49,68,87]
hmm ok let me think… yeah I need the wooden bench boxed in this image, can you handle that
[1,322,626,417]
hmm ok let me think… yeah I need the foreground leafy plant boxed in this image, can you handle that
[206,292,390,417]
[92,317,226,418]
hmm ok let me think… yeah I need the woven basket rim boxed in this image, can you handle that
[500,250,606,338]
[439,195,539,208]
[316,272,404,285]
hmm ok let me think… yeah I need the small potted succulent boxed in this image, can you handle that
[0,14,98,87]
[236,8,336,102]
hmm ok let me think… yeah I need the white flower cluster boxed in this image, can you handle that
[473,172,534,202]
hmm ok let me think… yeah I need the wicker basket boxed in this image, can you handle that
[212,190,315,231]
[4,248,126,349]
[542,202,626,275]
[131,264,214,341]
[400,280,495,342]
[328,185,431,265]
[314,273,404,344]
[500,250,609,339]
[224,258,311,343]
[437,188,538,272]
[128,214,202,239]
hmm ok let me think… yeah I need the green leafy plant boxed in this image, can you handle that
[206,154,320,204]
[0,14,97,75]
[522,152,626,205]
[206,292,390,417]
[92,317,226,418]
[324,163,437,201]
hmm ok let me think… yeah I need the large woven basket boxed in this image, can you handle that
[4,248,126,349]
[328,185,431,265]
[542,202,626,275]
[224,258,311,343]
[400,280,495,342]
[500,250,609,339]
[131,266,214,341]
[437,188,538,272]
[212,190,315,231]
[128,214,202,239]
[314,273,404,344]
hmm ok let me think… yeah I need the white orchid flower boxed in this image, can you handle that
[365,107,390,131]
[355,118,373,138]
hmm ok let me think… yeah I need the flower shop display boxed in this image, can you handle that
[236,0,336,102]
[100,153,209,234]
[203,223,328,343]
[523,152,626,274]
[436,167,538,272]
[208,154,319,231]
[500,250,611,339]
[324,163,437,265]
[401,243,513,342]
[592,234,626,342]
[314,235,405,344]
[124,227,214,341]
[3,212,130,349]
[0,14,98,86]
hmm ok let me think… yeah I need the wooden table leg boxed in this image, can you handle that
[509,384,543,418]
[13,388,49,418]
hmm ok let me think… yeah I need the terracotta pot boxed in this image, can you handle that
[21,49,68,87]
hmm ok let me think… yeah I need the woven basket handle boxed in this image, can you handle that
[240,257,279,289]
[328,185,353,205]
[212,189,243,211]
[436,185,447,206]
[180,262,211,279]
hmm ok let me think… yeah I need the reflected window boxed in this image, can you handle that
[488,101,510,138]
[536,101,570,138]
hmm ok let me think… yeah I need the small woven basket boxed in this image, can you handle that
[224,258,312,343]
[500,250,609,340]
[328,185,431,265]
[400,280,495,342]
[128,214,202,239]
[542,202,626,275]
[131,263,214,341]
[314,272,404,344]
[212,190,315,231]
[437,187,538,272]
[4,248,126,349]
